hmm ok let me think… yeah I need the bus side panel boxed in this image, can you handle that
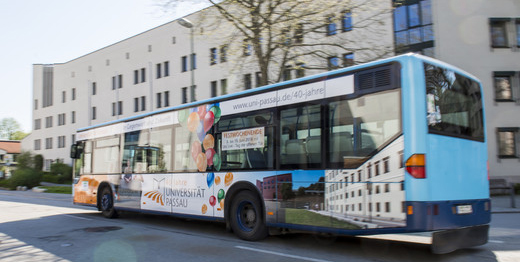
[73,175,106,206]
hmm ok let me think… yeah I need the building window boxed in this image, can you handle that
[118,74,123,88]
[58,136,66,148]
[220,45,228,62]
[243,39,252,56]
[182,87,188,104]
[45,116,53,128]
[383,157,390,173]
[134,70,139,84]
[494,72,515,101]
[220,79,228,95]
[140,68,146,83]
[112,102,116,116]
[34,139,41,151]
[516,19,520,47]
[164,91,170,107]
[282,66,292,81]
[58,113,66,126]
[72,88,76,100]
[190,85,197,102]
[393,0,434,55]
[211,81,217,97]
[342,10,352,32]
[45,137,53,149]
[157,93,162,108]
[164,61,170,77]
[34,119,41,130]
[255,72,262,87]
[497,128,519,158]
[244,73,252,89]
[141,96,146,111]
[134,98,139,112]
[343,53,354,67]
[34,99,38,110]
[490,18,510,48]
[294,23,304,44]
[210,48,217,65]
[71,111,76,124]
[62,91,66,103]
[191,53,197,70]
[182,56,188,72]
[92,107,96,120]
[156,63,162,79]
[385,183,390,193]
[327,56,340,70]
[112,76,116,90]
[385,202,391,213]
[295,63,305,78]
[374,161,380,176]
[326,16,337,36]
[118,101,123,115]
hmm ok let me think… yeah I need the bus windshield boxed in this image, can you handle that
[424,63,484,142]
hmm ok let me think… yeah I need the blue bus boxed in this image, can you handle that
[71,53,489,253]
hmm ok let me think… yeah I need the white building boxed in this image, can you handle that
[22,0,520,185]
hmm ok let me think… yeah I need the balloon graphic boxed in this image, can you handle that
[214,176,221,185]
[206,148,216,166]
[203,111,215,133]
[201,204,208,214]
[209,106,221,125]
[213,154,221,171]
[187,112,200,133]
[203,134,214,150]
[224,172,233,187]
[197,105,207,119]
[206,172,214,188]
[196,153,207,172]
[217,189,225,203]
[178,109,189,125]
[191,141,202,161]
[196,122,205,142]
[209,195,216,206]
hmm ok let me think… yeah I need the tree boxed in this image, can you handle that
[162,0,393,86]
[0,118,26,140]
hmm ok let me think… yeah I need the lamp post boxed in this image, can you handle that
[178,18,195,101]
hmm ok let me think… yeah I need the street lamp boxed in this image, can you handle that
[178,18,195,101]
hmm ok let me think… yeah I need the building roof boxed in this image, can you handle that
[0,140,21,154]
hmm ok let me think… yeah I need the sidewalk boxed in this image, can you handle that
[491,195,519,213]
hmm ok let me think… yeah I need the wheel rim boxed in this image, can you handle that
[237,201,257,232]
[101,193,112,211]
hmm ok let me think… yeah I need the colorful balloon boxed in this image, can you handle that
[187,112,200,133]
[206,172,214,188]
[191,141,202,161]
[203,134,214,150]
[201,204,208,214]
[214,176,221,185]
[217,189,225,202]
[209,106,221,125]
[177,109,189,125]
[203,111,215,133]
[197,105,207,119]
[209,195,216,206]
[213,154,221,171]
[206,148,216,166]
[196,153,207,172]
[224,172,233,187]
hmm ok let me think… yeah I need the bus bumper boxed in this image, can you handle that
[431,224,489,254]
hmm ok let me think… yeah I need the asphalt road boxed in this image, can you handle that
[0,190,519,262]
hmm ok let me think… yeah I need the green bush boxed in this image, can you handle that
[50,163,72,184]
[9,168,42,189]
[34,154,44,171]
[41,173,61,184]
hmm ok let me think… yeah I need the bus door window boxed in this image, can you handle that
[150,126,173,172]
[92,136,120,174]
[280,104,321,169]
[216,110,275,170]
[123,130,150,173]
[174,124,200,171]
[81,141,93,175]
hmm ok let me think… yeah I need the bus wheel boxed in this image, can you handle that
[230,190,268,241]
[100,187,118,218]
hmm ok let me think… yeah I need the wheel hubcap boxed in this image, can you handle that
[239,202,256,230]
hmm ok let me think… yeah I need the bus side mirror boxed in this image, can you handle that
[70,143,83,159]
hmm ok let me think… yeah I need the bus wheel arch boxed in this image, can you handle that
[97,182,118,218]
[224,182,268,241]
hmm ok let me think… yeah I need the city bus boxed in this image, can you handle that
[70,53,489,253]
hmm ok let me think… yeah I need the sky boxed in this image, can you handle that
[0,0,209,133]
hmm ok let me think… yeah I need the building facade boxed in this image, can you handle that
[22,0,520,184]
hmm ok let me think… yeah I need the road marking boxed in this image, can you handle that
[489,240,504,244]
[235,245,333,262]
[63,214,93,221]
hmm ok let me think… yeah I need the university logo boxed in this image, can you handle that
[143,178,165,206]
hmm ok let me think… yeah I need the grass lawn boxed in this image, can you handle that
[40,186,72,194]
[285,208,361,229]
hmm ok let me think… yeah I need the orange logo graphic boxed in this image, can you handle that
[144,191,164,206]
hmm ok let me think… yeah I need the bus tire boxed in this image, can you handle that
[100,186,118,218]
[230,190,268,241]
